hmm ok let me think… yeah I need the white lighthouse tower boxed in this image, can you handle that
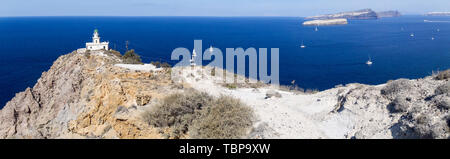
[85,29,109,51]
[190,49,197,66]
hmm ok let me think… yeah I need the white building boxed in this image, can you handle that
[85,29,109,51]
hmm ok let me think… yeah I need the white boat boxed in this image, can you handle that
[432,37,435,40]
[366,57,373,65]
[410,33,415,37]
[315,26,319,32]
[209,46,213,52]
[300,41,306,48]
[437,29,440,32]
[366,59,373,65]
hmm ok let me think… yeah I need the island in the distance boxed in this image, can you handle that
[302,18,348,26]
[377,10,402,18]
[305,9,378,20]
[303,9,401,26]
[426,12,450,16]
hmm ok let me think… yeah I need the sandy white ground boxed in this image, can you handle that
[173,66,395,139]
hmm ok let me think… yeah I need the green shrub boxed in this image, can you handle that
[151,61,161,67]
[123,49,142,64]
[151,61,171,68]
[437,97,450,110]
[190,96,254,139]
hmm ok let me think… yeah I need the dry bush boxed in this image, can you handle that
[107,50,122,58]
[142,90,254,139]
[380,79,412,99]
[142,91,213,138]
[436,97,450,110]
[387,96,410,113]
[435,70,450,80]
[189,96,254,139]
[151,61,172,68]
[223,83,237,89]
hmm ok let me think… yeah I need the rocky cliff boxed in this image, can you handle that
[306,9,378,20]
[1,50,449,139]
[0,50,176,138]
[303,18,348,26]
[377,10,401,18]
[426,12,450,16]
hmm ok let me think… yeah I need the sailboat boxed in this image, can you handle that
[315,26,319,32]
[300,41,306,48]
[209,46,213,52]
[366,56,373,66]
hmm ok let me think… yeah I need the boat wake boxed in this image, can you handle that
[424,20,450,23]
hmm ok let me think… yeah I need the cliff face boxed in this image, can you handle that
[377,11,401,18]
[0,51,176,138]
[302,18,348,26]
[306,9,378,20]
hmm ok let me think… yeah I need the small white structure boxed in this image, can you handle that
[85,29,109,51]
[190,49,197,66]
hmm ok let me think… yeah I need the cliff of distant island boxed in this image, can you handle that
[0,50,449,139]
[302,18,348,26]
[306,9,378,20]
[426,12,450,16]
[303,9,402,26]
[377,10,402,18]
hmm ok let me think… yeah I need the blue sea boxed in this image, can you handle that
[0,16,450,108]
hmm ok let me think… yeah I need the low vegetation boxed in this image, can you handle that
[142,90,254,139]
[151,61,171,68]
[189,96,254,139]
[223,83,237,89]
[123,49,143,64]
[380,79,412,100]
[104,49,143,64]
[108,50,122,58]
[278,80,319,94]
[387,96,410,113]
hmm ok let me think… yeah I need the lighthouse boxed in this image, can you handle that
[85,29,109,51]
[190,49,197,66]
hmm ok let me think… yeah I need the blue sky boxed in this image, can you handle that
[1,0,449,17]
